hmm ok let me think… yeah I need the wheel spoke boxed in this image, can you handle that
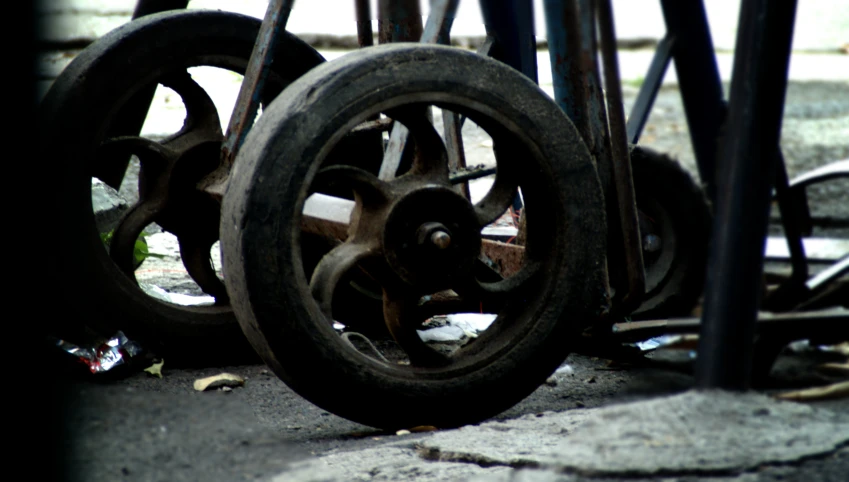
[313,165,390,208]
[381,106,450,184]
[178,235,229,304]
[383,290,452,367]
[160,71,223,143]
[94,135,175,186]
[109,199,164,280]
[310,240,381,319]
[473,136,521,227]
[452,257,541,308]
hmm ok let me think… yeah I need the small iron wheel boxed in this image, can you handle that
[221,44,609,429]
[37,10,325,361]
[629,145,712,319]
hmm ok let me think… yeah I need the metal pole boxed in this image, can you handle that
[596,0,645,315]
[695,0,799,389]
[354,0,375,47]
[658,0,726,205]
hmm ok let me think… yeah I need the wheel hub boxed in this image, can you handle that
[382,186,481,291]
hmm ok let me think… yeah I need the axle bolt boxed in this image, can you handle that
[430,230,452,249]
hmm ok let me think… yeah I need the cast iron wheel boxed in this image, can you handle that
[629,145,712,319]
[37,10,325,362]
[221,44,609,429]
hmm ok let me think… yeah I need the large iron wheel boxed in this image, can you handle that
[221,44,609,429]
[37,10,325,361]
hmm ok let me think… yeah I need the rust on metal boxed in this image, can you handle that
[199,0,294,200]
[220,0,293,168]
[481,239,525,278]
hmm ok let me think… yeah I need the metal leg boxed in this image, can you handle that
[596,0,645,315]
[658,0,726,205]
[695,0,799,390]
[626,34,675,144]
[219,0,295,167]
[354,0,375,47]
[478,0,538,83]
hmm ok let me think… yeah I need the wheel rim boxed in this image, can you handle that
[86,57,290,315]
[264,96,573,375]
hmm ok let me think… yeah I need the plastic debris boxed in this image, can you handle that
[636,335,684,351]
[396,430,411,436]
[193,373,246,391]
[417,313,496,342]
[140,283,216,306]
[144,360,164,378]
[53,331,142,374]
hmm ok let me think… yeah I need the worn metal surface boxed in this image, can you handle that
[481,240,525,278]
[695,0,800,390]
[597,0,646,315]
[210,0,294,195]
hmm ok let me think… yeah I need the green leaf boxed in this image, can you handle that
[134,237,149,265]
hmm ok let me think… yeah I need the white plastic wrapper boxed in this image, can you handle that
[140,283,216,306]
[417,313,497,342]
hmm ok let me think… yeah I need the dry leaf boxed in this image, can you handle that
[775,381,849,401]
[144,360,164,378]
[193,373,246,391]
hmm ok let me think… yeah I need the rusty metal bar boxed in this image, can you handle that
[426,0,471,199]
[611,309,849,345]
[376,0,424,181]
[694,0,800,390]
[220,0,294,168]
[378,0,423,44]
[596,0,646,315]
[354,0,375,47]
